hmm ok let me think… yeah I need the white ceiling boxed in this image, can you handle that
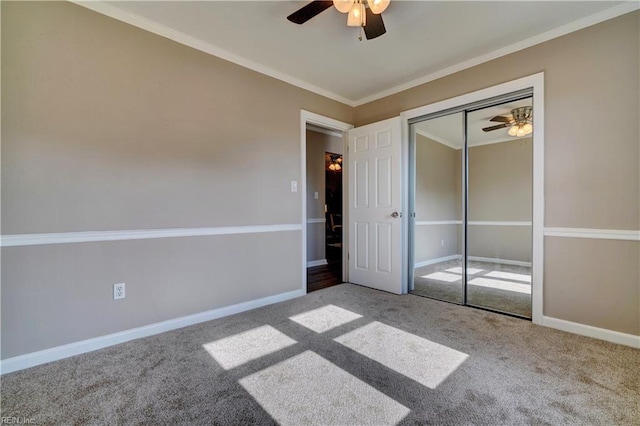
[80,1,636,105]
[414,98,533,149]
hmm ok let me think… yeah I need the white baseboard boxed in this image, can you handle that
[414,254,460,269]
[543,316,640,349]
[0,289,305,375]
[467,256,532,268]
[307,259,328,268]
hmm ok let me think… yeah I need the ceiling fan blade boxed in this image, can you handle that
[482,123,510,132]
[287,1,333,25]
[363,7,386,40]
[490,115,512,123]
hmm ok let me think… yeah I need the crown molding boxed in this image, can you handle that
[352,2,640,106]
[70,1,638,109]
[70,1,356,107]
[415,129,529,150]
[415,129,460,150]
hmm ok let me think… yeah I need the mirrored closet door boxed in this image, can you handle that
[409,112,464,304]
[409,93,533,319]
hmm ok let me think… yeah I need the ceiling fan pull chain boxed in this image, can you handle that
[359,26,363,41]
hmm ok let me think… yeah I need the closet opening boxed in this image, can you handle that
[408,91,534,319]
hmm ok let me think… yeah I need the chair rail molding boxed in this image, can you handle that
[1,224,302,247]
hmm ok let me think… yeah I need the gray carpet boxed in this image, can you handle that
[413,260,532,318]
[2,284,638,425]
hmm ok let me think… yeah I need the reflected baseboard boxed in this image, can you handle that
[415,255,531,269]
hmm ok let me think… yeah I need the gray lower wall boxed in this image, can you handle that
[414,224,460,264]
[306,223,326,263]
[1,232,301,359]
[467,226,532,263]
[544,237,639,336]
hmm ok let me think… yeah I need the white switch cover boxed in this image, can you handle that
[314,191,319,199]
[291,180,298,192]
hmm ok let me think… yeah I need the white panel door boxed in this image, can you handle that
[348,117,402,294]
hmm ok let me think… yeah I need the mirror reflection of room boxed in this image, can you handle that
[410,96,533,319]
[411,112,464,304]
[467,98,533,317]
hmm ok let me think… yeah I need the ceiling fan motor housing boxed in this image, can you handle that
[511,106,532,124]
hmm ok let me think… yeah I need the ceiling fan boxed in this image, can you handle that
[482,106,533,137]
[287,0,389,40]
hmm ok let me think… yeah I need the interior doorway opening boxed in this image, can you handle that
[305,126,345,292]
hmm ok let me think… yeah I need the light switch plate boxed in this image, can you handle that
[291,180,298,192]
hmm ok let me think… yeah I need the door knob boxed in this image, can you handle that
[391,211,402,218]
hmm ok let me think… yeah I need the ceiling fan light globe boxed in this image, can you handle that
[334,0,355,14]
[508,126,518,137]
[347,2,366,27]
[523,123,533,135]
[368,0,390,14]
[516,126,526,137]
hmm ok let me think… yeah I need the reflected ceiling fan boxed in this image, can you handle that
[482,106,533,137]
[287,0,389,40]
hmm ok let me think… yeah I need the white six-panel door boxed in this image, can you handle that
[348,117,402,294]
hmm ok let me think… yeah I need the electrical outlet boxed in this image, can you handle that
[113,283,125,300]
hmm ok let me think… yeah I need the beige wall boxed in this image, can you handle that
[414,134,461,262]
[468,139,533,262]
[415,135,461,222]
[468,139,532,222]
[1,2,351,359]
[305,129,343,263]
[358,11,639,335]
[2,2,638,361]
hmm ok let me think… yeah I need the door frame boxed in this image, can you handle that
[300,110,353,294]
[400,73,545,324]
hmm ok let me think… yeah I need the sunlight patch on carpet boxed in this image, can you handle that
[289,304,363,333]
[485,270,531,283]
[469,277,531,294]
[239,351,410,426]
[203,325,296,370]
[420,272,461,283]
[335,322,468,389]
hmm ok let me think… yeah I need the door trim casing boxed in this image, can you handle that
[300,111,354,293]
[400,73,545,325]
